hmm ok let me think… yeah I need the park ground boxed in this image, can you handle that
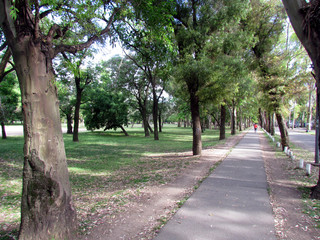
[0,126,320,239]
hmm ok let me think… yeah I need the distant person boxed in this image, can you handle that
[254,123,258,132]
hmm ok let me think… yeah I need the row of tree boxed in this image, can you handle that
[0,0,319,238]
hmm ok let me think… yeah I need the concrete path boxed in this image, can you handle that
[154,130,275,240]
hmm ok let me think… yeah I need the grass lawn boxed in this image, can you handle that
[0,124,230,238]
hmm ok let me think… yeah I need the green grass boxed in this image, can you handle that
[0,124,230,237]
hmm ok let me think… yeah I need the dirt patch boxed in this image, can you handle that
[260,133,320,240]
[80,133,246,240]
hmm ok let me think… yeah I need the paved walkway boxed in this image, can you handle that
[154,130,275,240]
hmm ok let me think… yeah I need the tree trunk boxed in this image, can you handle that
[276,112,289,150]
[259,108,263,128]
[1,121,6,139]
[307,89,313,132]
[147,121,154,133]
[238,109,243,131]
[140,108,150,137]
[207,114,212,130]
[120,125,129,136]
[178,119,181,127]
[231,100,236,135]
[12,43,76,239]
[73,76,82,142]
[66,112,73,134]
[189,90,202,155]
[152,88,159,140]
[270,113,275,136]
[219,104,226,140]
[159,110,162,133]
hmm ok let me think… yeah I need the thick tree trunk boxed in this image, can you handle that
[66,112,73,134]
[270,113,275,136]
[1,121,6,139]
[190,90,202,155]
[73,76,82,142]
[276,112,289,150]
[178,119,181,127]
[12,44,76,239]
[312,71,320,199]
[219,104,226,140]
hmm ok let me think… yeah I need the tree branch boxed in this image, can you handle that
[0,41,8,51]
[0,48,12,83]
[0,67,14,83]
[53,7,119,57]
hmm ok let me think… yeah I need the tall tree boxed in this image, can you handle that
[173,0,250,155]
[61,51,95,142]
[106,56,152,137]
[114,1,175,140]
[244,0,288,148]
[281,0,320,199]
[0,1,122,238]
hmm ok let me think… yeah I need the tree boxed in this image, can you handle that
[114,1,175,140]
[0,71,19,139]
[0,1,122,238]
[105,56,152,137]
[243,0,288,148]
[83,87,129,136]
[60,51,95,142]
[173,0,250,155]
[56,79,74,135]
[281,0,320,199]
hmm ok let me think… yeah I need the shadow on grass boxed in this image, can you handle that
[0,126,227,237]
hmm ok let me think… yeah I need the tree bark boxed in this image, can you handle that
[270,113,275,136]
[73,76,82,142]
[219,104,226,140]
[66,112,73,134]
[276,112,289,150]
[12,43,76,239]
[1,121,6,139]
[139,108,150,137]
[159,109,162,133]
[190,90,202,155]
[152,88,159,140]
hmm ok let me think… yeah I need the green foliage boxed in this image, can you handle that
[83,86,129,132]
[0,73,20,124]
